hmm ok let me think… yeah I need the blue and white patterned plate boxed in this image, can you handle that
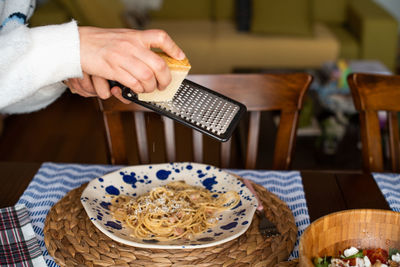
[81,162,257,249]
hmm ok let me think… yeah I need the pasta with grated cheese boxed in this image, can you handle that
[110,181,240,241]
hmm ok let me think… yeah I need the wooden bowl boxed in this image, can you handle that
[299,209,400,267]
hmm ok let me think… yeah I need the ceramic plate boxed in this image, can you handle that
[81,162,257,249]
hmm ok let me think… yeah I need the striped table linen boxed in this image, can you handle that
[232,169,310,259]
[0,204,47,267]
[372,173,400,212]
[17,163,311,266]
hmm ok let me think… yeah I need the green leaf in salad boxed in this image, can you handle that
[313,256,331,267]
[389,248,400,258]
[340,250,364,259]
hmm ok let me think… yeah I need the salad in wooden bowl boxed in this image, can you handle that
[299,209,400,267]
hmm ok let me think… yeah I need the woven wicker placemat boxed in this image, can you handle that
[44,180,297,267]
[276,259,299,267]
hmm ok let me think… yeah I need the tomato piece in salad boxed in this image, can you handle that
[364,248,389,265]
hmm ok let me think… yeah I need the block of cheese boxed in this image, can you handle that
[138,52,191,102]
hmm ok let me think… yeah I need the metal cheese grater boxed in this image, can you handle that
[109,79,246,142]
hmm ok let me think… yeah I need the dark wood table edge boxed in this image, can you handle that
[300,170,390,222]
[0,162,41,208]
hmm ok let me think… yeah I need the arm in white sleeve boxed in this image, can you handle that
[0,20,83,114]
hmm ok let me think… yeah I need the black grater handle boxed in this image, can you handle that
[108,80,137,100]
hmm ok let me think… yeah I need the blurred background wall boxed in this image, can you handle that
[374,0,400,32]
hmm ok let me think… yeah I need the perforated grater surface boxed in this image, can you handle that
[109,79,246,142]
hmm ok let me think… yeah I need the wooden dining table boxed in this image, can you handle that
[0,161,390,222]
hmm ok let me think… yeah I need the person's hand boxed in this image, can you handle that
[64,72,96,97]
[78,27,185,95]
[64,72,130,104]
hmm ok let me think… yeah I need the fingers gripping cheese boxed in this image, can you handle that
[138,52,191,102]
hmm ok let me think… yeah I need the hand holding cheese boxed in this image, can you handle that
[138,52,191,102]
[77,27,186,104]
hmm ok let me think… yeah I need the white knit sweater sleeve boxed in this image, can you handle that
[0,19,83,114]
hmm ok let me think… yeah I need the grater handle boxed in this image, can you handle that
[107,80,137,101]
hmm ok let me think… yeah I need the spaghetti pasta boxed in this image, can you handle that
[110,181,240,241]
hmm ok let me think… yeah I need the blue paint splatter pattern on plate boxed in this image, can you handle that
[81,162,257,249]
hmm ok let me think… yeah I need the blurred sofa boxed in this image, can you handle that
[146,0,398,73]
[30,0,127,28]
[30,0,398,73]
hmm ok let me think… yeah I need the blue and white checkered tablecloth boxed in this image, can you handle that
[17,162,311,266]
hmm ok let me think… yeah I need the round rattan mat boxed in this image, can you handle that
[44,180,297,267]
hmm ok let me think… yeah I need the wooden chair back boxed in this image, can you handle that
[348,73,400,172]
[98,73,312,169]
